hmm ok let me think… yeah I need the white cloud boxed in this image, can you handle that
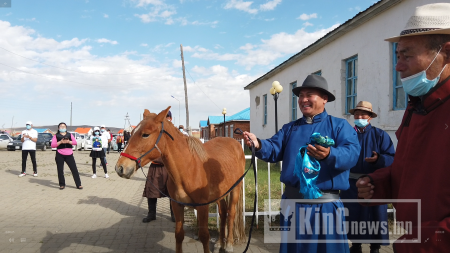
[140,43,148,47]
[224,0,281,14]
[134,0,164,7]
[265,18,275,21]
[349,6,361,11]
[224,0,258,14]
[0,20,256,129]
[96,38,118,45]
[134,4,177,24]
[259,0,282,11]
[103,14,109,18]
[303,22,313,27]
[186,24,339,70]
[18,17,37,22]
[297,13,317,21]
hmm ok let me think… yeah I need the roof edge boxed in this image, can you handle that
[244,0,402,90]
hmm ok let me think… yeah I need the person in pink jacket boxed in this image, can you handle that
[51,122,83,190]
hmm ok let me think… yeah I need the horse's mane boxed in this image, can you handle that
[186,136,208,162]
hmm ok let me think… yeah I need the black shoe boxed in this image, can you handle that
[142,212,156,223]
[370,245,380,253]
[350,244,362,253]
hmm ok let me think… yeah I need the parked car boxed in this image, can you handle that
[0,134,13,150]
[7,134,51,151]
[83,135,92,151]
[79,134,86,150]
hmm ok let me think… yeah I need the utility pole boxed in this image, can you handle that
[180,44,190,135]
[70,102,73,131]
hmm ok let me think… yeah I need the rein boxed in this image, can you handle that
[121,124,257,252]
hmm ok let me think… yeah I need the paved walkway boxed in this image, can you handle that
[0,150,396,252]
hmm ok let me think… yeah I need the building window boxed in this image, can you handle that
[225,126,228,137]
[263,94,267,125]
[291,82,297,121]
[230,124,234,138]
[393,43,407,110]
[313,70,322,76]
[345,56,358,114]
[215,128,217,137]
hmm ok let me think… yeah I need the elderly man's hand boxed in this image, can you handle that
[243,131,260,150]
[306,144,330,160]
[356,177,374,199]
[365,151,378,163]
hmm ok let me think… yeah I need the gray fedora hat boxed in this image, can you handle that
[292,74,336,102]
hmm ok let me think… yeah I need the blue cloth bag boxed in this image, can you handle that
[293,133,335,199]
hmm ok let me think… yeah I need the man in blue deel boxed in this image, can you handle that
[244,74,360,252]
[341,101,395,253]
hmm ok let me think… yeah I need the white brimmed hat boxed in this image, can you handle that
[385,3,450,42]
[100,125,106,128]
[26,121,32,125]
[349,101,378,118]
[94,127,100,131]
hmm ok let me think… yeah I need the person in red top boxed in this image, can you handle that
[357,3,450,253]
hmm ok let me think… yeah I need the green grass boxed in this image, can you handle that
[206,147,283,229]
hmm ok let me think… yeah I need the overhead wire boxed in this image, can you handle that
[184,68,222,111]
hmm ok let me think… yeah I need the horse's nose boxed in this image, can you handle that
[116,165,124,176]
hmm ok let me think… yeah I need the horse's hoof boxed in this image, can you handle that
[225,245,233,253]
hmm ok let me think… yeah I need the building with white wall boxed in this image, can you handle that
[244,0,440,147]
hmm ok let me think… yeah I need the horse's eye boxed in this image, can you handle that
[142,134,150,138]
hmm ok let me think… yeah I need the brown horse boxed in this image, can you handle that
[115,107,246,253]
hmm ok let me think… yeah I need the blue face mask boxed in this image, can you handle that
[95,132,100,136]
[101,129,105,132]
[401,47,447,97]
[354,119,370,128]
[26,125,31,130]
[59,129,67,133]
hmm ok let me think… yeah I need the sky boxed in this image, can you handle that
[0,0,377,130]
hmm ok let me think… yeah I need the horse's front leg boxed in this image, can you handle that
[214,199,228,253]
[196,205,212,253]
[172,201,185,253]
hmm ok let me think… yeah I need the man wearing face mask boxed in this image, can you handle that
[341,101,395,253]
[19,121,38,177]
[100,125,110,165]
[356,3,450,252]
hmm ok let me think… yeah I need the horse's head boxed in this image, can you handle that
[115,106,172,179]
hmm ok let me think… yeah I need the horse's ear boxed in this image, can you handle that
[143,109,151,119]
[155,106,171,122]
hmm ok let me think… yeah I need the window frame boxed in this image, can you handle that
[393,43,408,110]
[291,82,297,121]
[345,56,358,114]
[263,94,267,125]
[313,70,322,76]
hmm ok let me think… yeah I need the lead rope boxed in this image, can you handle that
[132,126,257,252]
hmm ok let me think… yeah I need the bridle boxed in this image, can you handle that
[120,120,174,169]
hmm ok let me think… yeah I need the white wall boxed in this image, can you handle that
[248,0,437,147]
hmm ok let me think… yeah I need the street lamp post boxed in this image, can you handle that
[171,95,181,126]
[270,81,283,134]
[222,108,227,137]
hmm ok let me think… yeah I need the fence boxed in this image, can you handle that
[198,139,397,228]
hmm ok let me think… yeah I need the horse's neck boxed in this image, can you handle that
[161,137,197,185]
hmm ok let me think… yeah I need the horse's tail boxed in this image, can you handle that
[233,179,246,244]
